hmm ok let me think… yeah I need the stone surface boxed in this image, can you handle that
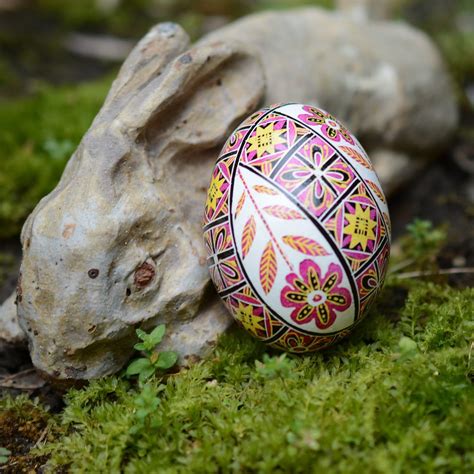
[11,8,457,379]
[370,148,424,195]
[0,292,25,345]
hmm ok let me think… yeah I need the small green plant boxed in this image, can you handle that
[129,383,164,435]
[389,219,447,278]
[403,219,446,266]
[0,447,11,464]
[394,336,419,363]
[125,325,178,383]
[255,353,296,380]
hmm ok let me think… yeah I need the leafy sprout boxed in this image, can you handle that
[128,383,165,435]
[255,353,297,380]
[125,324,178,384]
[0,448,10,465]
[403,219,447,267]
[389,218,447,278]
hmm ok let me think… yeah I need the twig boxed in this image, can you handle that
[33,425,49,448]
[387,259,415,275]
[0,0,25,11]
[395,267,474,279]
[0,368,36,383]
[0,461,17,471]
[0,368,45,390]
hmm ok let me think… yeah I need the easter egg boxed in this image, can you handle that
[203,104,391,353]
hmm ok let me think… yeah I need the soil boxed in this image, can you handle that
[390,139,474,287]
[0,406,50,473]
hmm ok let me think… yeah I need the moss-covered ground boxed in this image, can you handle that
[0,281,472,472]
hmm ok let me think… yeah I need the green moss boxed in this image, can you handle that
[0,57,18,91]
[436,31,474,89]
[36,0,155,37]
[19,282,470,473]
[0,77,112,239]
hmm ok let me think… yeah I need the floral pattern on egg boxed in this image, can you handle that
[203,103,391,352]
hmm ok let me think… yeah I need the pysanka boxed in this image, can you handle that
[203,104,391,352]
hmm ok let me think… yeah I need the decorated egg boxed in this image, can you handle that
[203,104,390,353]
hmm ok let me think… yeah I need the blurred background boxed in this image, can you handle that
[0,0,473,299]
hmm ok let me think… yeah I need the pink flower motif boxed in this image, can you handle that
[280,260,351,329]
[298,105,354,145]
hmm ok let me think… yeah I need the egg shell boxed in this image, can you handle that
[203,103,391,353]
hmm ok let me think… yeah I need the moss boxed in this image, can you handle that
[0,77,112,239]
[13,282,469,473]
[0,57,18,92]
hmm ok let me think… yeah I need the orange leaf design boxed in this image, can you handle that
[263,205,304,220]
[367,180,386,204]
[241,216,256,258]
[235,192,246,218]
[340,146,373,170]
[282,235,329,256]
[253,185,278,195]
[383,212,391,236]
[259,240,277,294]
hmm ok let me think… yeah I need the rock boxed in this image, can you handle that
[15,8,458,379]
[158,297,232,366]
[370,149,424,195]
[0,292,26,345]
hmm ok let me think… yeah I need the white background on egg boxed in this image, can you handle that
[229,103,390,336]
[231,167,356,335]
